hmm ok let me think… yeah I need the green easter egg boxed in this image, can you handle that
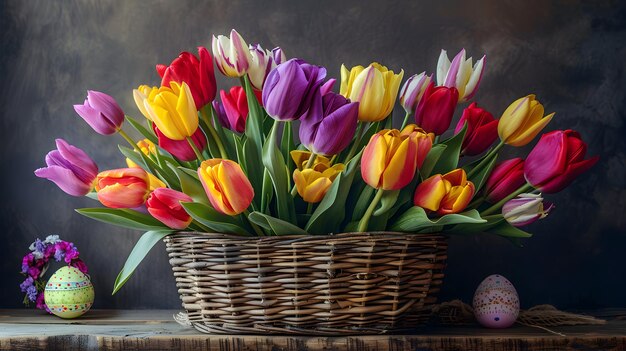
[44,266,94,319]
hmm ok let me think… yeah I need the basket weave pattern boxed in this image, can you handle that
[164,232,447,335]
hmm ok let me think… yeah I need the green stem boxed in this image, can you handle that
[481,183,534,216]
[186,136,205,161]
[343,122,366,163]
[401,111,411,129]
[118,129,138,150]
[291,152,316,197]
[243,209,265,236]
[306,202,313,215]
[434,135,440,144]
[200,105,228,159]
[357,188,385,232]
[467,140,505,178]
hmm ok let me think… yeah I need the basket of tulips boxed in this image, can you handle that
[34,29,598,334]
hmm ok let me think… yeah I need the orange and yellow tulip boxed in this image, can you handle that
[143,82,198,141]
[197,159,254,216]
[498,94,554,147]
[413,168,475,215]
[293,163,345,203]
[340,63,404,122]
[361,126,432,190]
[95,168,150,208]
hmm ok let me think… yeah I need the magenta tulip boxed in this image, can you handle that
[524,130,599,193]
[484,158,525,203]
[502,193,554,227]
[35,139,98,196]
[454,102,499,156]
[73,90,125,135]
[414,82,459,135]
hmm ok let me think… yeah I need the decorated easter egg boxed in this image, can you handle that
[44,266,94,319]
[472,274,519,328]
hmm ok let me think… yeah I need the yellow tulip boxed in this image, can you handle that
[133,85,158,120]
[143,82,198,140]
[293,163,345,203]
[125,139,166,190]
[340,63,404,122]
[498,94,554,147]
[198,159,254,216]
[290,150,331,171]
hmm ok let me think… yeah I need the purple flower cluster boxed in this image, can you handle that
[19,235,88,312]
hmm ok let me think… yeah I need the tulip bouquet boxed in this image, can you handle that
[35,30,598,293]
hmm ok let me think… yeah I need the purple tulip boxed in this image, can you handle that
[35,139,98,196]
[262,59,326,121]
[299,92,359,156]
[73,90,125,135]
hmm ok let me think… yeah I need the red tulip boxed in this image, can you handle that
[156,47,216,109]
[454,102,498,156]
[414,82,459,136]
[153,124,207,162]
[215,86,262,133]
[146,188,193,230]
[524,130,599,193]
[484,158,526,203]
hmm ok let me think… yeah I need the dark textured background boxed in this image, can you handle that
[1,0,625,310]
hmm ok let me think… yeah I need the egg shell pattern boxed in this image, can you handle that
[44,266,94,319]
[473,274,519,328]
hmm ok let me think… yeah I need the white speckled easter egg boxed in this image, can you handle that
[44,266,94,319]
[473,274,519,328]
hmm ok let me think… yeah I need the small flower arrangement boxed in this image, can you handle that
[35,30,598,293]
[20,235,88,311]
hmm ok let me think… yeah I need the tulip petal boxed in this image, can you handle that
[361,134,387,188]
[463,55,485,101]
[413,175,447,211]
[436,50,450,86]
[34,165,92,196]
[381,135,418,190]
[524,131,568,188]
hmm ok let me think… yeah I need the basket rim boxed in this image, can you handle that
[164,231,448,243]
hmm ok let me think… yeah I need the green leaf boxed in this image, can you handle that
[262,121,296,224]
[352,185,374,221]
[420,144,447,179]
[468,152,498,194]
[180,202,250,236]
[390,206,486,233]
[373,189,400,216]
[112,230,173,294]
[248,211,308,235]
[243,75,264,156]
[198,117,222,159]
[431,124,467,175]
[280,122,296,176]
[306,150,361,234]
[260,168,273,213]
[243,138,263,210]
[170,166,209,205]
[125,115,158,144]
[488,220,533,238]
[76,208,168,231]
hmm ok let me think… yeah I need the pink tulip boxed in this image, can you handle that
[146,188,193,229]
[484,158,525,203]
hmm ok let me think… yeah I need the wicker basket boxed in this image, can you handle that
[164,232,447,335]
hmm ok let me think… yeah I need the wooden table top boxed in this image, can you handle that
[1,309,625,351]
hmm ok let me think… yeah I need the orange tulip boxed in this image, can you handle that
[361,126,432,190]
[197,159,254,215]
[95,168,150,208]
[413,168,475,215]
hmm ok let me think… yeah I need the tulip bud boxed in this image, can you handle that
[399,72,432,114]
[143,82,198,141]
[454,102,499,156]
[498,94,554,147]
[198,159,254,215]
[437,49,485,102]
[34,139,98,196]
[262,59,326,121]
[484,158,526,203]
[212,29,252,78]
[290,150,331,170]
[414,168,475,215]
[95,168,150,208]
[146,188,193,230]
[293,163,345,203]
[525,130,599,193]
[414,82,459,136]
[502,193,554,227]
[247,44,286,91]
[340,63,404,122]
[73,90,125,135]
[299,92,359,156]
[361,127,432,190]
[216,86,262,133]
[156,47,216,109]
[153,124,207,162]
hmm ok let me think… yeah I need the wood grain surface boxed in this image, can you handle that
[1,309,625,351]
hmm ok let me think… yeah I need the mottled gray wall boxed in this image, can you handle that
[1,0,624,310]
